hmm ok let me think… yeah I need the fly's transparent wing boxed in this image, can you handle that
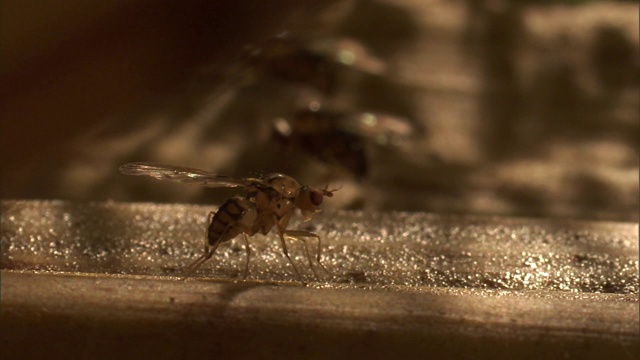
[310,37,387,75]
[341,113,413,138]
[119,162,257,188]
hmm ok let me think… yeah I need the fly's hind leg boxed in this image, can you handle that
[182,211,218,279]
[284,229,333,277]
[184,210,238,279]
[182,241,221,279]
[241,234,251,279]
[184,210,254,280]
[184,232,253,280]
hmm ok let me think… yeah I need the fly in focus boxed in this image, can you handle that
[119,162,336,280]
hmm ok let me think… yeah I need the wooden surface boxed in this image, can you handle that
[1,199,638,359]
[2,271,638,360]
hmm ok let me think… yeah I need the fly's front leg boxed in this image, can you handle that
[284,229,333,277]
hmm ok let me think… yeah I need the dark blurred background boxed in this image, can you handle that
[1,0,638,222]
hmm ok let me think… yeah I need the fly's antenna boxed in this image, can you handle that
[322,183,341,197]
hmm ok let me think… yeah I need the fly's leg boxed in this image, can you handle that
[241,234,250,279]
[284,230,333,277]
[284,233,320,279]
[184,228,253,280]
[182,241,221,279]
[278,234,303,280]
[183,211,254,280]
[275,219,303,281]
[182,211,218,279]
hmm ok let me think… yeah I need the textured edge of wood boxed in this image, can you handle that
[1,270,638,360]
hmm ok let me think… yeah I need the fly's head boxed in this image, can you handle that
[295,185,336,221]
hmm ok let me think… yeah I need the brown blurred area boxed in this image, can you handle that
[1,0,638,221]
[1,0,323,195]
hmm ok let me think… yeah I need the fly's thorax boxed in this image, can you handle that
[260,173,301,199]
[247,173,300,218]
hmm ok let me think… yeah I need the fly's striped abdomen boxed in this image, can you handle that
[207,196,256,246]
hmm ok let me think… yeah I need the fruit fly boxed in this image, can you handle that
[240,33,386,94]
[272,103,414,178]
[119,162,336,280]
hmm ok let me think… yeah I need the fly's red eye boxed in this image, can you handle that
[309,190,323,206]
